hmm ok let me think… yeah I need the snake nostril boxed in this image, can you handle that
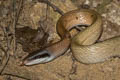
[76,16,78,20]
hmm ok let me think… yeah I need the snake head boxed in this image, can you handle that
[22,50,55,66]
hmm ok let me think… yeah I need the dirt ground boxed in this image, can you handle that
[0,0,120,80]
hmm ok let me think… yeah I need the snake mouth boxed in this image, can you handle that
[22,50,54,66]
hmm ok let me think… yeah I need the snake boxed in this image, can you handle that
[22,9,120,66]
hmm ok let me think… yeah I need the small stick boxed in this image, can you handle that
[38,0,64,15]
[12,0,23,55]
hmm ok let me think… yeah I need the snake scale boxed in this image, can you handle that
[22,9,120,66]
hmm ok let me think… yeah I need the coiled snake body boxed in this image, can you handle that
[22,9,120,66]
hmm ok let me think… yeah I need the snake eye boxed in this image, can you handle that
[22,50,54,66]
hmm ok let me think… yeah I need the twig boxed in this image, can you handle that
[0,26,10,75]
[2,73,31,80]
[0,0,24,77]
[0,52,10,75]
[12,0,23,55]
[38,0,64,15]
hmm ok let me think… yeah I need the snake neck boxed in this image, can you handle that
[46,36,71,57]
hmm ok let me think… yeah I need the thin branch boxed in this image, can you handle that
[0,26,10,75]
[2,73,31,80]
[38,0,64,15]
[12,0,23,55]
[0,0,24,76]
[0,52,10,75]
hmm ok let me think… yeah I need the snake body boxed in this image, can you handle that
[22,9,120,66]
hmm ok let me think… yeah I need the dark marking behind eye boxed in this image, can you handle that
[31,53,50,60]
[91,14,95,18]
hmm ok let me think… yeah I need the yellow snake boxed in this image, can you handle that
[22,9,120,66]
